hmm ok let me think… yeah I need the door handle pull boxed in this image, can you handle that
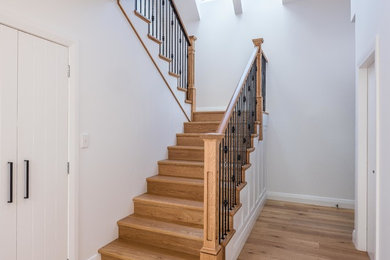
[24,160,29,199]
[7,162,13,203]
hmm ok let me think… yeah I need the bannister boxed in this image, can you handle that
[201,38,267,260]
[135,0,193,99]
[117,0,196,121]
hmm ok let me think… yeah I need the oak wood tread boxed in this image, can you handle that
[99,239,198,260]
[118,215,203,241]
[134,10,151,24]
[184,121,221,133]
[158,159,204,179]
[193,111,225,122]
[158,159,204,167]
[147,175,203,186]
[134,194,203,211]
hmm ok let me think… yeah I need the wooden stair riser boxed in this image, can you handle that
[119,226,202,256]
[158,161,204,179]
[193,112,225,122]
[177,134,203,146]
[184,122,220,133]
[147,181,203,201]
[134,201,203,226]
[168,147,204,162]
[101,255,120,260]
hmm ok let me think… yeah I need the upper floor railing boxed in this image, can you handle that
[135,0,193,95]
[200,38,267,260]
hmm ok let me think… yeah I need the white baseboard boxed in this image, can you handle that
[85,254,100,260]
[267,191,355,209]
[225,190,267,260]
[196,106,226,112]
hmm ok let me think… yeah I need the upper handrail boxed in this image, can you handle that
[170,0,191,46]
[216,47,259,133]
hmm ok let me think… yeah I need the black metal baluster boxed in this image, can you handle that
[169,5,173,73]
[219,142,222,243]
[227,124,231,232]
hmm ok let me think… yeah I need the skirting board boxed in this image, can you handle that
[85,254,100,260]
[267,191,355,209]
[225,190,267,260]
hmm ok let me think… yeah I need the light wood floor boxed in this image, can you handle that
[238,200,369,260]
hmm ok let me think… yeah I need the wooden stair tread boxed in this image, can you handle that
[168,145,204,150]
[99,239,198,260]
[185,121,220,124]
[134,194,203,210]
[119,215,203,240]
[158,159,204,166]
[147,175,203,186]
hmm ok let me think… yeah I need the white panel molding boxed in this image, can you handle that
[267,191,355,209]
[225,191,267,260]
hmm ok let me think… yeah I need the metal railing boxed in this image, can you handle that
[218,58,258,242]
[200,40,266,259]
[135,0,191,92]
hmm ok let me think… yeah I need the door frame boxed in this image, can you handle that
[354,36,380,259]
[0,12,79,260]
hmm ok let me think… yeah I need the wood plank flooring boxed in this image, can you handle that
[238,200,369,260]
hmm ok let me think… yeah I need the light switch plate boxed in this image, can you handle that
[80,133,89,149]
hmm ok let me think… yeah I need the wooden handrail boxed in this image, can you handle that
[216,47,259,133]
[170,0,191,46]
[201,38,266,260]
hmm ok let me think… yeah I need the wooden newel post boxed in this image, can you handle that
[252,38,264,141]
[200,134,224,260]
[188,36,197,121]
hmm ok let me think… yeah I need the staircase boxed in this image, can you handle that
[99,111,224,260]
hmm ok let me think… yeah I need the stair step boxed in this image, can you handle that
[168,146,204,162]
[158,160,204,179]
[147,175,203,201]
[134,194,203,226]
[193,111,225,122]
[118,215,202,256]
[184,121,220,133]
[99,239,199,260]
[177,133,204,146]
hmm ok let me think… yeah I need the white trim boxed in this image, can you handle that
[267,191,355,209]
[354,36,380,255]
[196,106,226,112]
[225,190,267,260]
[0,13,79,260]
[85,254,100,260]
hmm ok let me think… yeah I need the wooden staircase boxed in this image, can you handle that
[99,111,225,260]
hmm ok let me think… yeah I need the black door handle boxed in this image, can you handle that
[24,160,29,199]
[7,162,13,203]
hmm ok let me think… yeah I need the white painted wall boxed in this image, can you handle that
[352,0,390,258]
[225,116,268,260]
[0,0,189,259]
[185,0,355,204]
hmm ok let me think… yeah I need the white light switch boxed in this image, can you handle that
[80,133,89,149]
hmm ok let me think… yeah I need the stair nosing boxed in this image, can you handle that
[134,194,203,210]
[147,175,203,186]
[168,145,204,150]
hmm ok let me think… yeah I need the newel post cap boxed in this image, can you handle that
[252,38,264,47]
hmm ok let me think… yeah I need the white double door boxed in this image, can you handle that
[0,24,69,260]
